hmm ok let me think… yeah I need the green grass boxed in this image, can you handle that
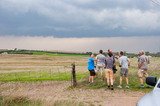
[79,68,160,92]
[32,51,88,57]
[0,67,159,91]
[1,50,89,57]
[0,69,159,91]
[0,71,88,82]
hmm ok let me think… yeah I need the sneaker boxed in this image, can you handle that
[140,84,145,88]
[111,85,114,90]
[117,85,122,89]
[125,85,129,89]
[146,85,152,88]
[88,82,93,85]
[108,85,110,89]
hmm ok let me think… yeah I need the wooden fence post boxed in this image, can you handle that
[71,63,77,87]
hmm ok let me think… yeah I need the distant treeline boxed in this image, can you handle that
[0,49,33,55]
[0,49,88,56]
[0,49,160,57]
[125,52,160,58]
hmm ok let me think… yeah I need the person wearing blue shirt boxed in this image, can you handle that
[88,54,96,83]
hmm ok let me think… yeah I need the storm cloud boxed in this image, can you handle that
[0,0,160,37]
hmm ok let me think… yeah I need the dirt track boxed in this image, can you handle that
[0,81,145,106]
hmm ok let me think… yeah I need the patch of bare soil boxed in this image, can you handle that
[0,81,145,106]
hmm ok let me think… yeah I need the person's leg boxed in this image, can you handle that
[113,74,116,82]
[125,77,129,88]
[100,67,103,79]
[124,68,129,88]
[89,76,91,82]
[120,76,123,85]
[117,68,123,88]
[110,70,114,86]
[120,68,124,85]
[103,66,106,80]
[100,67,103,77]
[91,76,94,83]
[89,71,93,83]
[138,70,144,87]
[110,70,114,90]
[92,71,96,82]
[100,66,105,80]
[140,77,145,88]
[125,77,129,85]
[140,78,144,84]
[93,72,96,79]
[145,71,148,77]
[139,74,144,85]
[117,76,123,88]
[144,71,148,84]
[96,66,100,77]
[106,69,110,87]
[91,71,95,83]
[89,71,91,82]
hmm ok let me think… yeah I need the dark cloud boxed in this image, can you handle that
[0,0,160,37]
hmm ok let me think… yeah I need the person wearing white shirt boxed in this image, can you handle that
[117,51,130,89]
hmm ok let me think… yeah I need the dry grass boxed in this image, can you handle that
[0,54,87,74]
[0,54,160,106]
[0,81,145,106]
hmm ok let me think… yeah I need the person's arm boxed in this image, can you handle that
[95,55,98,62]
[147,56,150,64]
[138,63,141,69]
[104,59,107,68]
[113,55,116,65]
[119,58,122,67]
[138,58,142,69]
[127,58,130,66]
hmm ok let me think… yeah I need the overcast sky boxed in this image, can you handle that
[0,0,160,37]
[0,36,160,53]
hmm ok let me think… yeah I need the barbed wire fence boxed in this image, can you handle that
[0,64,87,87]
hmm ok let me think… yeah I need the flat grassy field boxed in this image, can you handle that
[0,54,159,86]
[0,54,160,106]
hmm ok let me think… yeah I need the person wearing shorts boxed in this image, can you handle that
[117,51,130,89]
[95,50,106,77]
[108,49,117,82]
[88,54,96,83]
[120,68,128,77]
[89,69,96,76]
[138,51,150,88]
[105,52,114,90]
[138,69,148,79]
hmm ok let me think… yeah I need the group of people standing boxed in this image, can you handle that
[87,49,150,90]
